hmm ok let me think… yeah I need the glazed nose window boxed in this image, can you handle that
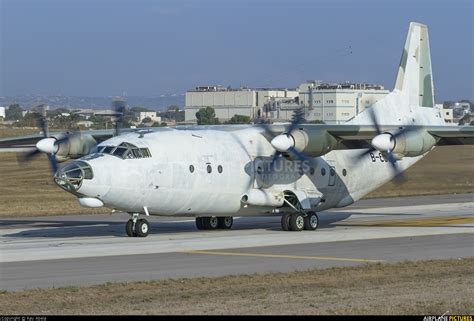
[54,161,93,192]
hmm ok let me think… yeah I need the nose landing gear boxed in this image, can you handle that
[126,213,150,237]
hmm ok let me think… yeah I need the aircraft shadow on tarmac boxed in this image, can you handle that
[3,210,459,239]
[0,212,354,238]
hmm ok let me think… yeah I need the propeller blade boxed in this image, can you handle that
[286,108,305,134]
[355,147,377,161]
[386,150,405,183]
[47,153,59,174]
[269,153,281,171]
[367,107,382,134]
[17,148,58,174]
[257,123,279,142]
[259,108,310,183]
[17,148,42,165]
[287,146,308,162]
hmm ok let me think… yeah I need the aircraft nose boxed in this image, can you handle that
[54,160,94,193]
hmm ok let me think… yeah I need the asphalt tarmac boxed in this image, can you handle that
[0,193,472,291]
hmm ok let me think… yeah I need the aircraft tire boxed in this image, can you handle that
[218,216,233,229]
[203,216,219,230]
[281,213,291,231]
[196,217,205,230]
[126,219,137,237]
[135,219,150,237]
[289,213,304,231]
[304,212,319,230]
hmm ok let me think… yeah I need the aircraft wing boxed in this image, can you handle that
[425,126,474,145]
[323,125,474,149]
[0,129,126,149]
[1,124,473,150]
[257,124,474,153]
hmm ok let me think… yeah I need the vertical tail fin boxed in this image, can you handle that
[394,22,435,107]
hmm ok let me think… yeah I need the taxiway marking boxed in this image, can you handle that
[337,216,474,227]
[182,250,384,263]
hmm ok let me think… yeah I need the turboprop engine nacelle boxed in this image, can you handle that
[36,133,97,162]
[390,130,438,158]
[271,128,338,157]
[371,130,438,159]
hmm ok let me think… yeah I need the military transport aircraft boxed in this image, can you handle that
[1,22,473,237]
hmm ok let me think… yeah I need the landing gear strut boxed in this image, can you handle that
[196,216,233,230]
[280,211,319,232]
[126,213,150,237]
[280,193,319,232]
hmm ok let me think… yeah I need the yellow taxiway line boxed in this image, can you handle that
[337,216,474,227]
[182,250,384,263]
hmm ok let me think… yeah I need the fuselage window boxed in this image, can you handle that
[207,165,212,173]
[310,167,315,176]
[218,165,223,173]
[330,168,336,176]
[342,169,347,176]
[189,165,195,173]
[321,168,326,176]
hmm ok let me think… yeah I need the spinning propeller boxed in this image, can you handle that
[18,108,59,174]
[18,102,126,174]
[259,108,310,170]
[357,107,414,183]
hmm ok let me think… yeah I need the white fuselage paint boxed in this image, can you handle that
[74,91,445,217]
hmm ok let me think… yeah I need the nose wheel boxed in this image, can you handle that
[126,214,150,237]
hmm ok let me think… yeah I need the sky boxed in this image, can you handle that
[1,0,472,101]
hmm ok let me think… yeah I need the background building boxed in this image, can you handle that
[185,86,298,122]
[185,81,466,125]
[0,107,5,119]
[136,111,161,123]
[297,81,389,124]
[435,104,454,123]
[450,102,471,119]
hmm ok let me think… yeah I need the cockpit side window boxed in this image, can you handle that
[102,146,114,154]
[112,146,128,157]
[97,142,151,159]
[131,148,143,158]
[140,148,151,158]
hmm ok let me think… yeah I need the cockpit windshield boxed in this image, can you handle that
[97,142,152,159]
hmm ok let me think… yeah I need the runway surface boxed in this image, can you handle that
[0,194,473,291]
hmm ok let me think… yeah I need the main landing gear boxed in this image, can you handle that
[196,216,233,230]
[281,211,319,232]
[126,213,150,237]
